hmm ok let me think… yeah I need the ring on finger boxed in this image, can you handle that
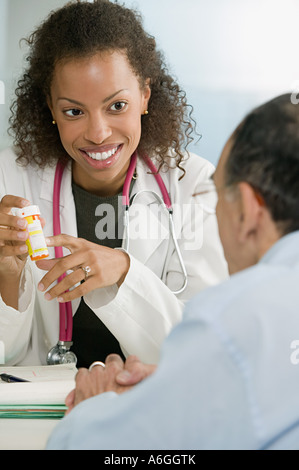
[81,265,91,280]
[89,361,106,371]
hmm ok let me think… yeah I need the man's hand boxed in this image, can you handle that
[115,355,157,386]
[65,354,157,415]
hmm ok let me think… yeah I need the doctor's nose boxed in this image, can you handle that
[84,115,112,144]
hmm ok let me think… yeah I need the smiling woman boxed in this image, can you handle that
[0,0,228,368]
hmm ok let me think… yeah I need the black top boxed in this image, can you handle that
[70,181,129,368]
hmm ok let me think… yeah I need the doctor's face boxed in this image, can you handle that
[48,51,151,196]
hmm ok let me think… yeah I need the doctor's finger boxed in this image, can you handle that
[50,275,102,303]
[0,242,28,257]
[37,251,85,290]
[0,226,29,243]
[45,233,85,251]
[36,257,63,272]
[0,212,28,231]
[0,195,30,213]
[41,268,86,301]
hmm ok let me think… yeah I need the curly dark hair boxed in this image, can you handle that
[9,0,197,177]
[225,93,299,235]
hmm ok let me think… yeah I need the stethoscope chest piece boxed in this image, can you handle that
[47,341,77,365]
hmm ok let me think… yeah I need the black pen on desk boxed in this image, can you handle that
[0,373,31,383]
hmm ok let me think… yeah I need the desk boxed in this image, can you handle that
[0,419,59,450]
[0,364,76,449]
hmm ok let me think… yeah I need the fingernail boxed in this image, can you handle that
[17,231,27,239]
[21,200,30,207]
[38,283,44,292]
[57,297,64,303]
[17,219,27,228]
[20,245,28,253]
[45,238,51,245]
[117,371,131,382]
[44,293,52,301]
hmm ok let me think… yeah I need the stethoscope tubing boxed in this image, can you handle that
[53,162,73,342]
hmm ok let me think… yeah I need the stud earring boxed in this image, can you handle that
[143,110,149,115]
[52,120,56,125]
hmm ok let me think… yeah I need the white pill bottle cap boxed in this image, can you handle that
[13,205,41,218]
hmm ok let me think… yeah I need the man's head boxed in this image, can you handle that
[214,93,299,274]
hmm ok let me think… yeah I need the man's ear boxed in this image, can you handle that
[237,182,263,243]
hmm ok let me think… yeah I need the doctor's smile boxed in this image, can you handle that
[80,143,123,161]
[79,143,124,170]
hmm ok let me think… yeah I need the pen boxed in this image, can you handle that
[0,373,30,383]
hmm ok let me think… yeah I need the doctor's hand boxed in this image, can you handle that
[36,234,130,303]
[0,196,31,278]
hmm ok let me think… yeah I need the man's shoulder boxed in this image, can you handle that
[184,263,274,323]
[184,254,299,331]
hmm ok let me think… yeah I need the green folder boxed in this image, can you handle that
[0,404,67,419]
[0,364,76,419]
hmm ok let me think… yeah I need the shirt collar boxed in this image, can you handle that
[259,230,299,267]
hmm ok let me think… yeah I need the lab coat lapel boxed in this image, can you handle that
[124,157,170,265]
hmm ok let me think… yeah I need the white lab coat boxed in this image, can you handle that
[0,147,228,365]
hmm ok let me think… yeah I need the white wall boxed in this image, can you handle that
[0,0,69,149]
[128,0,299,164]
[1,0,299,164]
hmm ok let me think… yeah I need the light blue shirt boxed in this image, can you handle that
[47,231,299,450]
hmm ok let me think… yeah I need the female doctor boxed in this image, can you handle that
[0,0,227,367]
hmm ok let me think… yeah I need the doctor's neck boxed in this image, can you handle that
[71,159,131,197]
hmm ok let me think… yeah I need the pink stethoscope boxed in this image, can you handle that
[47,152,187,365]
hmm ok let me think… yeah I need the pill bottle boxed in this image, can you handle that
[14,205,49,261]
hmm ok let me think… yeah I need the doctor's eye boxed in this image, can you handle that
[110,101,128,112]
[64,108,83,118]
